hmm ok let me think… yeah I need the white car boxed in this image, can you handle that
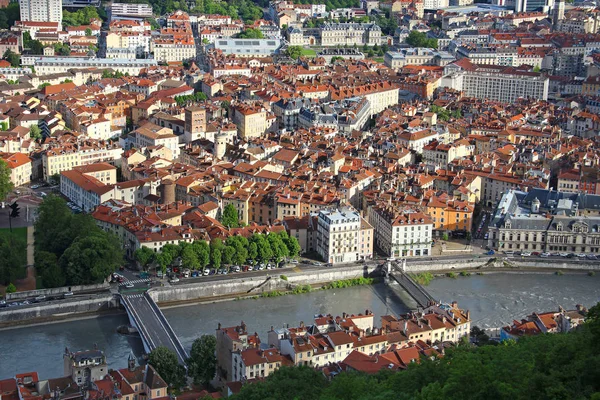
[577,253,586,258]
[559,253,569,257]
[203,269,209,276]
[521,252,531,257]
[169,277,179,283]
[290,259,299,264]
[540,252,550,258]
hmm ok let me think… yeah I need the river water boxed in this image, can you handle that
[1,273,599,380]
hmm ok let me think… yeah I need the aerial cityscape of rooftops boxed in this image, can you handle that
[0,0,600,397]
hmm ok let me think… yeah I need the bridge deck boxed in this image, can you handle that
[121,293,188,365]
[389,270,435,309]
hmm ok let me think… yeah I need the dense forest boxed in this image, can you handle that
[232,303,600,400]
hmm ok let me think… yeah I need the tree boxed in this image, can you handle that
[188,335,217,386]
[250,234,272,261]
[148,347,186,389]
[406,30,438,49]
[222,245,236,265]
[155,251,173,274]
[5,283,16,293]
[29,125,42,140]
[533,65,541,72]
[60,230,123,285]
[0,232,26,286]
[134,247,155,269]
[3,49,20,68]
[221,204,240,228]
[285,45,304,60]
[193,241,210,269]
[284,235,301,258]
[0,159,14,202]
[237,28,264,39]
[181,245,200,270]
[211,248,221,269]
[248,242,258,261]
[85,28,92,36]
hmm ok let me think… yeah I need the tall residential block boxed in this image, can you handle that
[19,0,62,24]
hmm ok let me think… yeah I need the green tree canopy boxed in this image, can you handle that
[188,335,217,386]
[221,204,240,228]
[0,159,14,202]
[406,30,438,49]
[148,346,186,389]
[134,247,155,268]
[34,195,123,286]
[0,230,26,286]
[3,49,20,68]
[237,28,264,39]
[285,45,303,60]
[29,125,42,140]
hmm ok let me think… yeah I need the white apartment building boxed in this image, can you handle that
[152,40,196,63]
[442,61,549,103]
[368,206,433,258]
[316,208,373,264]
[19,0,62,24]
[423,0,449,9]
[42,143,123,182]
[32,57,158,76]
[110,3,153,19]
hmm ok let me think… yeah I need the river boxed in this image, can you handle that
[1,273,599,380]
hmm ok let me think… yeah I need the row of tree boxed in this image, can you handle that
[174,92,208,107]
[34,196,123,287]
[231,304,600,399]
[135,230,301,273]
[430,105,462,122]
[62,7,101,28]
[148,335,217,390]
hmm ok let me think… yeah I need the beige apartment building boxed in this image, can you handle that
[231,103,268,139]
[320,23,382,47]
[133,122,180,160]
[1,153,32,187]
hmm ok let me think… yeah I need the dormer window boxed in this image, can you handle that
[556,222,563,232]
[505,220,511,229]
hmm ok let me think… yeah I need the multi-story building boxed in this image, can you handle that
[110,3,153,20]
[231,348,286,382]
[320,23,382,47]
[231,103,268,139]
[384,48,454,70]
[368,205,433,257]
[133,123,180,160]
[316,208,373,264]
[0,153,32,187]
[487,189,600,254]
[32,57,158,75]
[442,59,549,103]
[211,38,282,57]
[42,140,123,182]
[19,0,62,24]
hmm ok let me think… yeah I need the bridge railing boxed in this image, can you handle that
[144,292,189,364]
[120,294,155,352]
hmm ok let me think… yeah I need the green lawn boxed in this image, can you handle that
[0,227,27,243]
[372,57,384,63]
[301,48,317,56]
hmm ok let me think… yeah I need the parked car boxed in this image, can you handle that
[290,259,299,264]
[325,263,333,268]
[486,250,495,255]
[34,295,46,302]
[191,271,199,277]
[504,251,514,255]
[313,261,324,266]
[169,277,179,283]
[540,252,550,258]
[559,253,569,257]
[521,252,531,257]
[577,253,587,258]
[587,254,598,260]
[0,300,7,308]
[566,253,575,258]
[63,292,73,298]
[203,269,210,276]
